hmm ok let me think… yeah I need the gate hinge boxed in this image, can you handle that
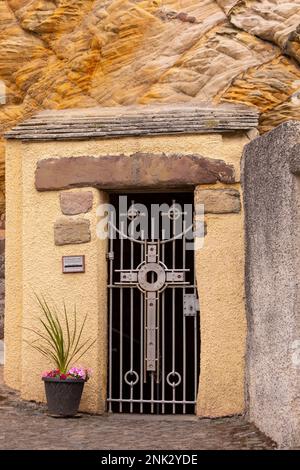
[183,294,199,317]
[106,251,114,260]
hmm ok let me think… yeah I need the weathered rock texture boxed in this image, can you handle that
[60,191,93,215]
[195,188,241,214]
[0,1,300,213]
[242,121,300,449]
[54,218,91,245]
[35,153,236,191]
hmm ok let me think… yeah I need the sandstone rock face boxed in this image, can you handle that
[0,1,300,214]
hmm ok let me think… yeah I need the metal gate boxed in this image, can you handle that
[107,193,200,414]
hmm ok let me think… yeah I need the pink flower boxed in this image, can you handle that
[42,366,93,381]
[67,366,92,381]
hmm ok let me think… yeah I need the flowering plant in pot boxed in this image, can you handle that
[26,296,95,417]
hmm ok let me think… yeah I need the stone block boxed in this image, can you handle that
[60,191,93,215]
[54,218,91,246]
[195,189,241,214]
[35,153,236,191]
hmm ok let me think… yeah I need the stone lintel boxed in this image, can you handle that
[35,153,235,192]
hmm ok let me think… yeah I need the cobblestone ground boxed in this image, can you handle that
[0,367,276,450]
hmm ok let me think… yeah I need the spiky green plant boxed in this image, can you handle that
[25,295,96,373]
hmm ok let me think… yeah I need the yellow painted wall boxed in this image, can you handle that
[5,138,108,412]
[5,131,248,416]
[195,184,246,416]
[4,140,23,389]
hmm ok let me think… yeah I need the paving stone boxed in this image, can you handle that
[0,367,276,450]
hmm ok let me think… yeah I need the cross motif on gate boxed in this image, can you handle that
[117,243,189,372]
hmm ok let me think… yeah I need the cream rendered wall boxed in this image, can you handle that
[20,184,108,413]
[5,137,108,413]
[5,140,23,389]
[5,132,249,416]
[195,183,246,417]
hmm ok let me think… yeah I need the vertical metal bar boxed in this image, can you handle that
[140,302,144,413]
[143,241,147,384]
[161,242,165,414]
[156,295,160,416]
[182,217,186,414]
[146,291,157,372]
[119,219,124,412]
[151,372,154,414]
[140,243,144,414]
[156,247,160,384]
[194,248,198,401]
[130,200,134,413]
[108,210,113,412]
[172,200,176,415]
[194,313,197,400]
[150,217,156,415]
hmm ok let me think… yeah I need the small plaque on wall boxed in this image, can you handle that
[62,255,85,273]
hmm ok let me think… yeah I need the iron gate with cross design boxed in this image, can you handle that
[107,193,200,414]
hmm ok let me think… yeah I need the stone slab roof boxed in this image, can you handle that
[5,103,259,141]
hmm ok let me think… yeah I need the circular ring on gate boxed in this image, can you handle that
[167,206,181,221]
[166,371,182,388]
[137,262,166,292]
[124,370,139,387]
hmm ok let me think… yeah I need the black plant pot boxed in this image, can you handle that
[42,377,85,417]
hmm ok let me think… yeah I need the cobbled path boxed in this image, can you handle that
[0,367,276,450]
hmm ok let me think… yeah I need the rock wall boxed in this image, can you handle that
[242,121,300,448]
[0,1,300,215]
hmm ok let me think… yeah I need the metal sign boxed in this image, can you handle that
[62,255,85,273]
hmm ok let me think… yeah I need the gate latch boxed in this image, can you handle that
[183,294,199,317]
